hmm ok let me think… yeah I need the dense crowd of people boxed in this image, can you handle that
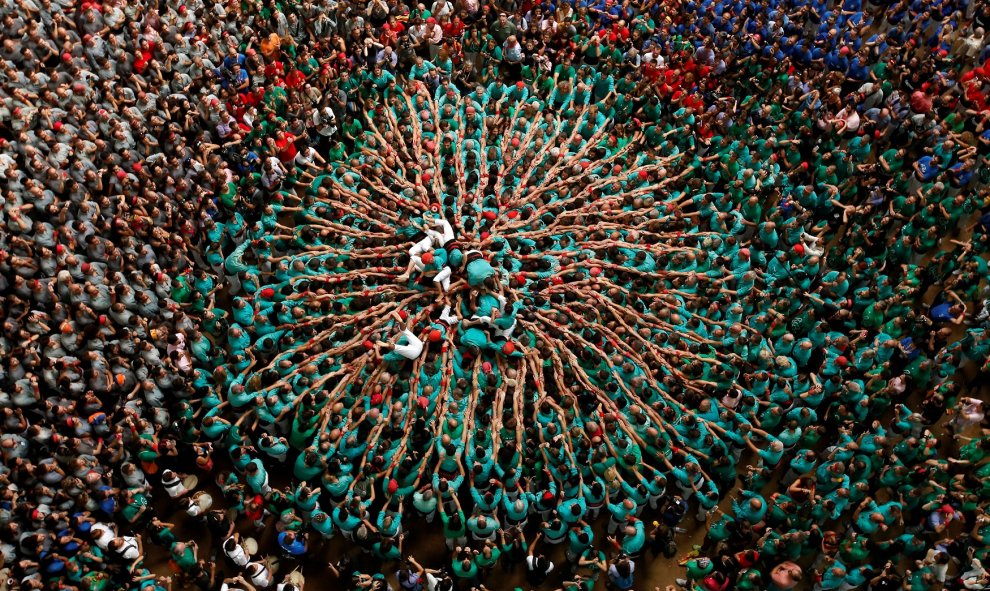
[2,0,990,589]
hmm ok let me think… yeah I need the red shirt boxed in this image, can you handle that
[683,93,704,112]
[284,69,306,89]
[641,62,662,82]
[964,82,988,112]
[380,29,398,47]
[910,90,933,114]
[697,124,714,141]
[264,61,286,80]
[443,19,464,38]
[134,44,155,74]
[245,495,265,521]
[275,134,297,163]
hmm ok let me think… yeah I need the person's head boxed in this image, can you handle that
[614,558,631,577]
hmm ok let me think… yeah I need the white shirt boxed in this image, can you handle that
[427,23,443,45]
[91,525,115,549]
[644,51,665,67]
[312,107,336,137]
[224,538,249,567]
[839,108,860,132]
[117,536,140,560]
[425,573,441,591]
[248,563,272,587]
[431,0,453,17]
[295,148,318,168]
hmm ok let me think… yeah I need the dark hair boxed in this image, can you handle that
[615,559,631,577]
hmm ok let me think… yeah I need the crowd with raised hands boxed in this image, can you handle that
[2,0,990,589]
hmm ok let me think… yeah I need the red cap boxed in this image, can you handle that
[511,138,520,148]
[62,52,72,62]
[793,243,805,255]
[428,329,442,343]
[639,170,649,180]
[739,248,750,258]
[116,170,127,180]
[516,81,525,89]
[132,162,142,172]
[482,361,493,374]
[387,479,399,494]
[590,267,602,277]
[398,310,408,320]
[422,173,432,182]
[81,262,91,273]
[260,287,276,298]
[363,339,375,350]
[53,121,63,132]
[507,210,518,219]
[502,342,515,355]
[483,210,497,221]
[836,356,848,367]
[421,252,434,265]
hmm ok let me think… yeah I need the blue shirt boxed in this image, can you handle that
[930,302,954,322]
[277,532,306,556]
[916,156,938,181]
[950,162,974,186]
